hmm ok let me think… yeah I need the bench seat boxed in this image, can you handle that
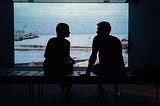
[0,70,159,106]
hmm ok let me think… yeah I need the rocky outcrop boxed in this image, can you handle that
[14,30,39,41]
[121,37,128,49]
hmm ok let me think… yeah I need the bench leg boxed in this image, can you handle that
[156,83,159,99]
[38,83,43,100]
[29,82,34,106]
[98,83,104,106]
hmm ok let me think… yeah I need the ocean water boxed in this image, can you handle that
[14,34,128,66]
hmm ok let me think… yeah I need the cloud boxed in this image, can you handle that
[14,3,128,20]
[14,3,128,34]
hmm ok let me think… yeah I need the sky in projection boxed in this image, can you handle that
[14,3,128,34]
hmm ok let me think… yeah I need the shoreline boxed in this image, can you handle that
[15,45,128,51]
[15,48,128,67]
[14,35,128,66]
[15,46,92,51]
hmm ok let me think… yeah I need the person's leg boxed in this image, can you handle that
[114,81,120,97]
[66,84,74,97]
[59,83,66,93]
[59,83,74,97]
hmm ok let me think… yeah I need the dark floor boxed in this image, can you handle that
[0,84,160,106]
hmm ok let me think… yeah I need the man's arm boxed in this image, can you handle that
[86,37,98,76]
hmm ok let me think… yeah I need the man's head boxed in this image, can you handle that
[56,23,70,37]
[97,21,111,35]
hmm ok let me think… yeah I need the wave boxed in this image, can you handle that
[15,44,128,51]
[15,45,46,48]
[15,45,92,51]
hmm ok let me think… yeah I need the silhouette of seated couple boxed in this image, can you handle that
[43,21,126,97]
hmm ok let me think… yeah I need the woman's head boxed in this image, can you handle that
[56,23,70,37]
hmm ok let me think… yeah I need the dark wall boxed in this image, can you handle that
[129,0,160,68]
[0,0,14,68]
[0,0,160,69]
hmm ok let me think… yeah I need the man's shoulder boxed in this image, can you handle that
[64,38,70,43]
[109,35,120,42]
[49,37,56,40]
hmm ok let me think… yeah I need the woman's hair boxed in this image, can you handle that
[56,23,69,37]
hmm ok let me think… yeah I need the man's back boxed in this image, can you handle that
[93,35,124,72]
[86,21,125,96]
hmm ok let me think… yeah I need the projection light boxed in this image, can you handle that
[13,0,127,3]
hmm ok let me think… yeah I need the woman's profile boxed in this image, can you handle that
[43,23,75,97]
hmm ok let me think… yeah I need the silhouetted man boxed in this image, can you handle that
[86,21,125,96]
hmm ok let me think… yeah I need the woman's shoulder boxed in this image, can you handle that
[93,35,99,40]
[46,37,61,45]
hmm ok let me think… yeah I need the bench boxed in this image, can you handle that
[0,69,159,106]
[0,70,101,106]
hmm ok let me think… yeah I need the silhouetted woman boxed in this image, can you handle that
[43,23,75,97]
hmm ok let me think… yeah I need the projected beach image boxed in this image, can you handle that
[14,3,128,67]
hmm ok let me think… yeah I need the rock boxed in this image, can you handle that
[28,62,36,67]
[14,30,39,41]
[121,37,128,49]
[23,32,39,39]
[122,42,128,49]
[121,37,128,42]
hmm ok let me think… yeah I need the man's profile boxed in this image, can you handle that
[86,21,125,96]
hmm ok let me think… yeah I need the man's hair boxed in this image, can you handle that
[56,23,69,37]
[97,21,111,34]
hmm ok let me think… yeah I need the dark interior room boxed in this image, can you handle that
[0,0,160,106]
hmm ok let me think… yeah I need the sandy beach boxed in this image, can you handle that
[15,48,128,68]
[14,35,128,67]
